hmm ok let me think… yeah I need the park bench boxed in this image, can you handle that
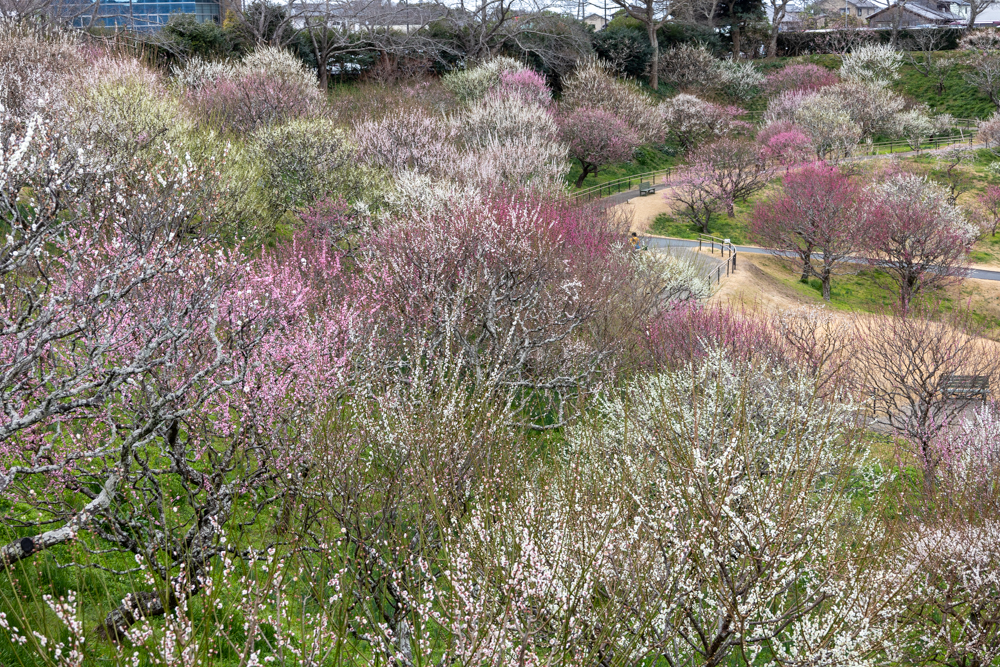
[941,374,990,401]
[638,182,655,196]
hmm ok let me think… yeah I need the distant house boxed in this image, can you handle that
[813,0,879,20]
[291,1,448,31]
[583,12,607,30]
[942,0,970,19]
[867,0,961,26]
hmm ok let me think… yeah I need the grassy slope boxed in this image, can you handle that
[650,195,757,244]
[565,145,681,190]
[570,50,996,191]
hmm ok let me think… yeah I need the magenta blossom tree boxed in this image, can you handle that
[763,64,840,97]
[757,121,813,167]
[751,162,867,300]
[559,107,640,188]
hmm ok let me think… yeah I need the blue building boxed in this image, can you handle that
[70,0,224,31]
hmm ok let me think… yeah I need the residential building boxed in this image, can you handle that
[812,0,879,21]
[583,12,607,30]
[867,0,961,26]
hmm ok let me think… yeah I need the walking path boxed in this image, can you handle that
[641,236,1000,282]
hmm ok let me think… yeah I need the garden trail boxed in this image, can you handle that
[608,142,984,237]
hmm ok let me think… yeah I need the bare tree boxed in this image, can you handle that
[902,29,957,95]
[852,309,1000,493]
[967,0,998,28]
[765,0,793,58]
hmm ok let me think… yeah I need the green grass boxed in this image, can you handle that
[894,53,996,120]
[567,145,681,190]
[745,52,996,120]
[762,256,1000,330]
[649,197,756,244]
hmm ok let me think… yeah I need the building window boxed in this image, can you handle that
[195,2,220,22]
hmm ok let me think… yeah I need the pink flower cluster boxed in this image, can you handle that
[763,63,840,97]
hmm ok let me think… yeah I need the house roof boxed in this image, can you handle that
[868,0,959,21]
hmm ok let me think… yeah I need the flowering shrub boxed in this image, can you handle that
[457,92,569,188]
[353,108,458,178]
[561,58,661,142]
[0,20,82,122]
[658,93,749,149]
[716,58,765,99]
[497,68,552,107]
[559,107,639,187]
[645,303,783,368]
[763,63,840,96]
[841,42,903,87]
[793,93,862,159]
[635,251,712,303]
[69,54,186,165]
[441,56,527,105]
[250,118,378,224]
[567,348,890,667]
[757,120,813,165]
[178,46,321,134]
[658,43,722,91]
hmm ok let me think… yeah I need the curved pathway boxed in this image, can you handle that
[641,236,1000,282]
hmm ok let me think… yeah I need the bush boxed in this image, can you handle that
[71,55,186,166]
[178,47,321,134]
[841,43,903,87]
[763,63,839,97]
[658,43,721,91]
[250,118,380,226]
[441,56,526,105]
[659,94,749,150]
[592,27,652,79]
[163,13,231,59]
[0,20,82,121]
[561,58,660,142]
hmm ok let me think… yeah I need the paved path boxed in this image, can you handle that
[642,235,1000,282]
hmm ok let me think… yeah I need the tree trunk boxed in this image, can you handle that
[821,267,832,301]
[318,58,329,90]
[94,591,174,642]
[731,23,742,59]
[768,26,780,59]
[575,163,595,188]
[800,244,813,283]
[648,19,659,90]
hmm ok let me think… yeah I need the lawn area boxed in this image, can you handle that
[752,255,1000,331]
[649,197,755,244]
[567,145,681,190]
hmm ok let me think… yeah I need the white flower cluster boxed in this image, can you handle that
[841,43,904,88]
[870,173,978,242]
[441,55,526,105]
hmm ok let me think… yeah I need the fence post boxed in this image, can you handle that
[699,238,702,252]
